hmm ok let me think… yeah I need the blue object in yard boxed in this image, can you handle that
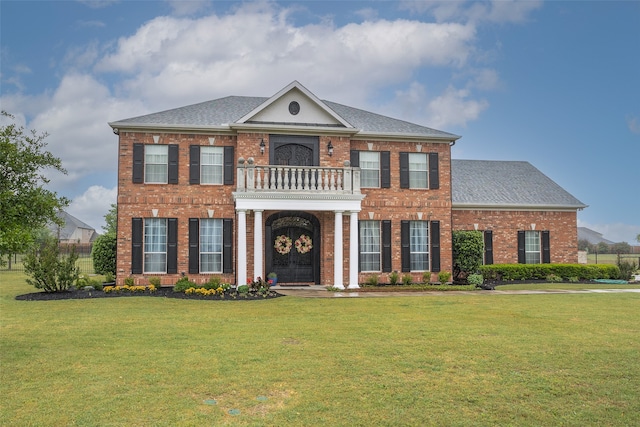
[593,279,629,284]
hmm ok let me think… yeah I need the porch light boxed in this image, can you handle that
[327,140,334,157]
[259,139,266,155]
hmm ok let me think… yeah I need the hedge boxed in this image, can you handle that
[478,264,620,281]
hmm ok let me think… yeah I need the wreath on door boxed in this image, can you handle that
[295,234,313,254]
[274,235,292,255]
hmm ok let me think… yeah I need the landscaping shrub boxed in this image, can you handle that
[402,274,412,286]
[365,275,379,286]
[24,236,79,292]
[438,271,452,284]
[467,274,484,287]
[479,264,620,281]
[389,271,399,285]
[546,274,563,283]
[148,277,161,288]
[452,230,483,281]
[173,276,196,293]
[617,259,638,281]
[91,233,116,275]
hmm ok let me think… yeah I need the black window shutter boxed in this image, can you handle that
[350,150,360,168]
[222,218,233,273]
[382,220,392,272]
[189,145,200,185]
[542,231,551,264]
[381,151,391,188]
[167,218,178,274]
[399,152,409,189]
[131,218,143,274]
[484,230,494,265]
[401,220,410,272]
[168,144,179,184]
[517,231,526,264]
[430,220,440,272]
[223,146,234,185]
[429,152,439,190]
[188,218,199,274]
[133,143,144,183]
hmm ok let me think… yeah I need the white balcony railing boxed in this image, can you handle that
[236,158,361,194]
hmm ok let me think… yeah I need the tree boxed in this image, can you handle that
[452,230,484,281]
[91,204,117,276]
[637,233,640,244]
[24,235,79,292]
[103,203,117,235]
[0,111,69,263]
[611,242,631,255]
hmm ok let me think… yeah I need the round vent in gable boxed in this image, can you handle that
[288,101,300,115]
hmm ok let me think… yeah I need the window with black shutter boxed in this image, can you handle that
[484,230,494,265]
[189,146,200,185]
[401,220,410,271]
[430,221,440,272]
[188,218,199,274]
[542,231,551,264]
[382,220,392,272]
[168,145,179,184]
[223,146,234,185]
[222,218,233,273]
[167,218,178,273]
[131,218,143,274]
[132,144,144,184]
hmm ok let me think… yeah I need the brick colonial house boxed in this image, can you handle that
[109,81,586,288]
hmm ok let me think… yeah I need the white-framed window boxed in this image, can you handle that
[360,151,380,188]
[201,147,224,185]
[408,153,428,189]
[525,231,541,264]
[200,219,223,273]
[144,218,167,273]
[410,221,429,270]
[145,145,168,183]
[359,221,381,271]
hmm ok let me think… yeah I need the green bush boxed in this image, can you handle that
[617,260,638,281]
[402,274,412,286]
[91,233,116,275]
[479,264,620,281]
[467,274,484,287]
[389,271,399,285]
[237,285,249,294]
[24,237,79,292]
[452,230,484,281]
[365,275,379,286]
[148,277,161,287]
[438,271,452,284]
[203,276,221,290]
[173,276,196,293]
[546,274,563,283]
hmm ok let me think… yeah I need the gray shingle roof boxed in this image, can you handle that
[451,160,587,209]
[110,96,459,140]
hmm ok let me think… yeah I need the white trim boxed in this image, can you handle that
[334,211,344,289]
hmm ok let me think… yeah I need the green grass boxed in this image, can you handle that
[497,282,640,291]
[2,271,639,426]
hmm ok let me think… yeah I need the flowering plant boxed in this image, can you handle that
[295,234,313,254]
[274,235,292,255]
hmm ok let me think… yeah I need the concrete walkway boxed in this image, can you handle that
[272,286,640,298]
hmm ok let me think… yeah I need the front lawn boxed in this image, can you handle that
[2,271,639,426]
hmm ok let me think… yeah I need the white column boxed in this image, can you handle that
[334,210,344,289]
[348,210,360,288]
[237,209,247,287]
[253,210,263,280]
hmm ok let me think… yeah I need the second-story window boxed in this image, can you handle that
[350,150,390,188]
[201,147,224,184]
[400,152,439,190]
[408,153,428,189]
[145,145,168,183]
[360,152,380,188]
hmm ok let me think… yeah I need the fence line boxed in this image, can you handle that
[1,244,95,274]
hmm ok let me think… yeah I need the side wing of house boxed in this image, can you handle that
[451,160,587,264]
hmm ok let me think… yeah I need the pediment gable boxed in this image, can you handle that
[236,81,353,129]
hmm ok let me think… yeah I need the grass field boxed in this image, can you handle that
[2,271,639,426]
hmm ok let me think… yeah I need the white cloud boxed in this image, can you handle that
[403,0,543,25]
[426,85,489,128]
[626,114,640,135]
[95,4,477,109]
[578,220,640,245]
[67,185,117,232]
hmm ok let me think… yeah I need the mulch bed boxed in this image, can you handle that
[15,287,284,301]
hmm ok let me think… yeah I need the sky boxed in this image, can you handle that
[1,0,639,243]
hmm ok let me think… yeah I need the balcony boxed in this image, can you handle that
[233,158,364,211]
[235,158,361,194]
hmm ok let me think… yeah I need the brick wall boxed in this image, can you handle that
[116,131,454,285]
[451,209,579,264]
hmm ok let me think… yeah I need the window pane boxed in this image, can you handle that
[144,218,166,273]
[359,221,380,271]
[201,147,223,184]
[360,152,380,188]
[525,231,541,264]
[410,221,429,271]
[408,153,428,189]
[145,145,168,183]
[200,219,223,273]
